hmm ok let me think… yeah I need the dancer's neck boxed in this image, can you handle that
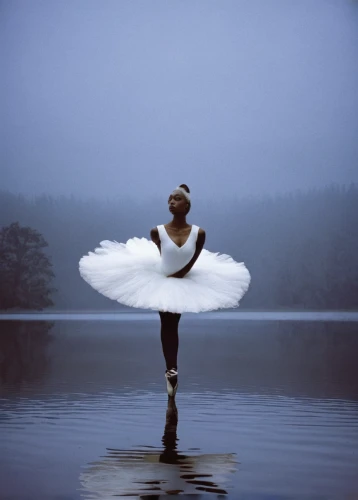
[168,214,188,228]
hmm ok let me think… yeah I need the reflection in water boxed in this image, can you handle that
[0,320,54,387]
[1,319,357,498]
[79,397,237,498]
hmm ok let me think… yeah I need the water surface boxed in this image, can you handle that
[1,315,357,499]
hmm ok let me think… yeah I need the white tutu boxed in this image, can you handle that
[79,230,251,314]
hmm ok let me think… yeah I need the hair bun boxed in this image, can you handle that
[179,184,190,194]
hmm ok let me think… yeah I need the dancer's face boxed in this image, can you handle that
[168,190,189,215]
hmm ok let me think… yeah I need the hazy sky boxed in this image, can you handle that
[2,0,358,200]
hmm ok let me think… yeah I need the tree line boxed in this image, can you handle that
[0,182,357,311]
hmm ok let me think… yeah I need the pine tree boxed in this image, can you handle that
[0,222,56,310]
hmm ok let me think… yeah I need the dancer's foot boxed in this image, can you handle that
[165,368,178,397]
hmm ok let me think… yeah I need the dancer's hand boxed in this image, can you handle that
[167,270,185,278]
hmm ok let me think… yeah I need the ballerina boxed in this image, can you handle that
[79,184,251,397]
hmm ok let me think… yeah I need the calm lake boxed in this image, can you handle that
[1,312,358,499]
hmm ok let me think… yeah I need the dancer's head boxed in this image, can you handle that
[168,184,191,215]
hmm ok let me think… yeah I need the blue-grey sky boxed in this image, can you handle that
[2,0,358,200]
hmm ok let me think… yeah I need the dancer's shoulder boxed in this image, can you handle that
[195,225,206,244]
[194,225,206,236]
[150,226,160,243]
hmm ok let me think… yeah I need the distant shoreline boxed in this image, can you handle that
[1,310,358,322]
[2,307,358,314]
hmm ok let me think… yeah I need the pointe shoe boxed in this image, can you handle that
[165,368,178,397]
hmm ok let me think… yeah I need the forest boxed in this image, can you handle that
[0,182,357,311]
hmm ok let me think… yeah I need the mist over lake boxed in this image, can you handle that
[2,1,358,498]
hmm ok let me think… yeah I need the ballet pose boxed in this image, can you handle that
[150,185,206,396]
[79,184,251,397]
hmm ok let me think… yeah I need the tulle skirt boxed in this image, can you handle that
[79,237,251,314]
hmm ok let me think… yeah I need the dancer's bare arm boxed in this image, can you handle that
[150,227,161,254]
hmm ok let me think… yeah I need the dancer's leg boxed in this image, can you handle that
[159,311,181,371]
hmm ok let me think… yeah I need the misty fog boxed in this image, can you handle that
[1,183,357,310]
[1,1,358,311]
[2,0,358,200]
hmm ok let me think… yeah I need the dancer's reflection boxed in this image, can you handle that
[158,397,234,495]
[79,396,237,498]
[159,396,179,465]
